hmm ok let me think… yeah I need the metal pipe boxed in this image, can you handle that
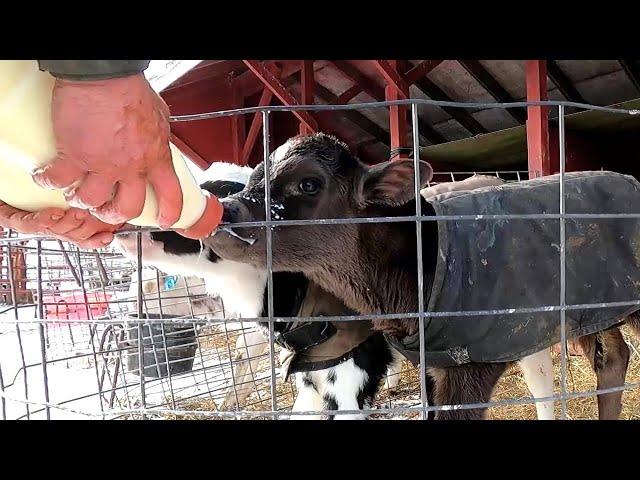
[262,110,278,414]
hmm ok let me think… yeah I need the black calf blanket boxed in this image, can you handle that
[390,171,640,367]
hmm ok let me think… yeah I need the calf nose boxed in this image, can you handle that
[221,203,235,223]
[220,198,245,224]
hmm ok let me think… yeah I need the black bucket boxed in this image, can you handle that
[124,314,198,379]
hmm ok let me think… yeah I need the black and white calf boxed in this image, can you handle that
[207,133,638,420]
[114,160,404,419]
[115,159,560,420]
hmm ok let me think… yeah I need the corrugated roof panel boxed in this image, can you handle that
[427,60,496,107]
[572,69,638,105]
[554,60,622,83]
[479,60,527,100]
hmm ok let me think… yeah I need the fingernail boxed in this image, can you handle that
[50,214,63,221]
[102,236,114,245]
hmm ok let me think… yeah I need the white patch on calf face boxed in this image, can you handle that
[270,138,297,164]
[191,161,254,187]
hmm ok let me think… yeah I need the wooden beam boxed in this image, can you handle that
[526,60,551,178]
[547,60,586,104]
[300,61,315,135]
[231,81,246,165]
[330,61,445,145]
[404,60,443,86]
[333,84,363,104]
[415,119,447,145]
[314,84,390,147]
[413,77,487,135]
[242,86,275,165]
[329,60,386,100]
[619,59,640,92]
[458,59,527,124]
[243,60,318,133]
[170,132,210,171]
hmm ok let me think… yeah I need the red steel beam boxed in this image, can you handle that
[231,81,246,165]
[384,60,409,159]
[163,60,247,93]
[243,60,318,133]
[235,61,302,98]
[300,60,315,135]
[329,61,386,101]
[170,132,210,171]
[242,86,275,164]
[373,60,410,99]
[526,60,551,179]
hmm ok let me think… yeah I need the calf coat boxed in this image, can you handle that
[390,171,640,367]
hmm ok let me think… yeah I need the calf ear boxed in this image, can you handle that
[356,159,433,207]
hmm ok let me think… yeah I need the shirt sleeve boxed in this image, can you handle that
[37,60,151,81]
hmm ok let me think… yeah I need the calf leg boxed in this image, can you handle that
[290,373,325,420]
[429,363,508,420]
[221,328,268,410]
[318,360,368,420]
[384,347,404,392]
[577,328,629,420]
[517,349,555,420]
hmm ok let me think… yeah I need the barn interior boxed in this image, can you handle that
[3,59,640,420]
[158,60,640,181]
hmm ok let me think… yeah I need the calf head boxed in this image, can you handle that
[207,133,433,277]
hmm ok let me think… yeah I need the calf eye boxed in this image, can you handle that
[298,178,321,195]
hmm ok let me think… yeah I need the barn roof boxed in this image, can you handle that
[159,60,640,170]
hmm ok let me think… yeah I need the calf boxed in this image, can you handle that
[114,161,402,419]
[207,133,638,420]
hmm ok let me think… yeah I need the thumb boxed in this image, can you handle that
[32,157,85,190]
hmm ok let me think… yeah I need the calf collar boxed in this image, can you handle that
[277,320,376,380]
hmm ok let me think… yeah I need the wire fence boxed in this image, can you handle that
[1,97,640,420]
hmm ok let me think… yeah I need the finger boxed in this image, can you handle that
[0,205,67,234]
[33,208,69,230]
[45,209,86,235]
[32,158,85,190]
[92,176,147,224]
[175,194,223,240]
[56,212,109,242]
[65,172,117,209]
[147,159,183,229]
[74,231,115,249]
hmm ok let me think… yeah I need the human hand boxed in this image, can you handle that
[32,73,182,229]
[0,202,120,248]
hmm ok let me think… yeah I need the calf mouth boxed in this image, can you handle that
[205,225,265,264]
[215,226,257,245]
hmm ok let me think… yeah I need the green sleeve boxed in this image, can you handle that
[37,60,151,81]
